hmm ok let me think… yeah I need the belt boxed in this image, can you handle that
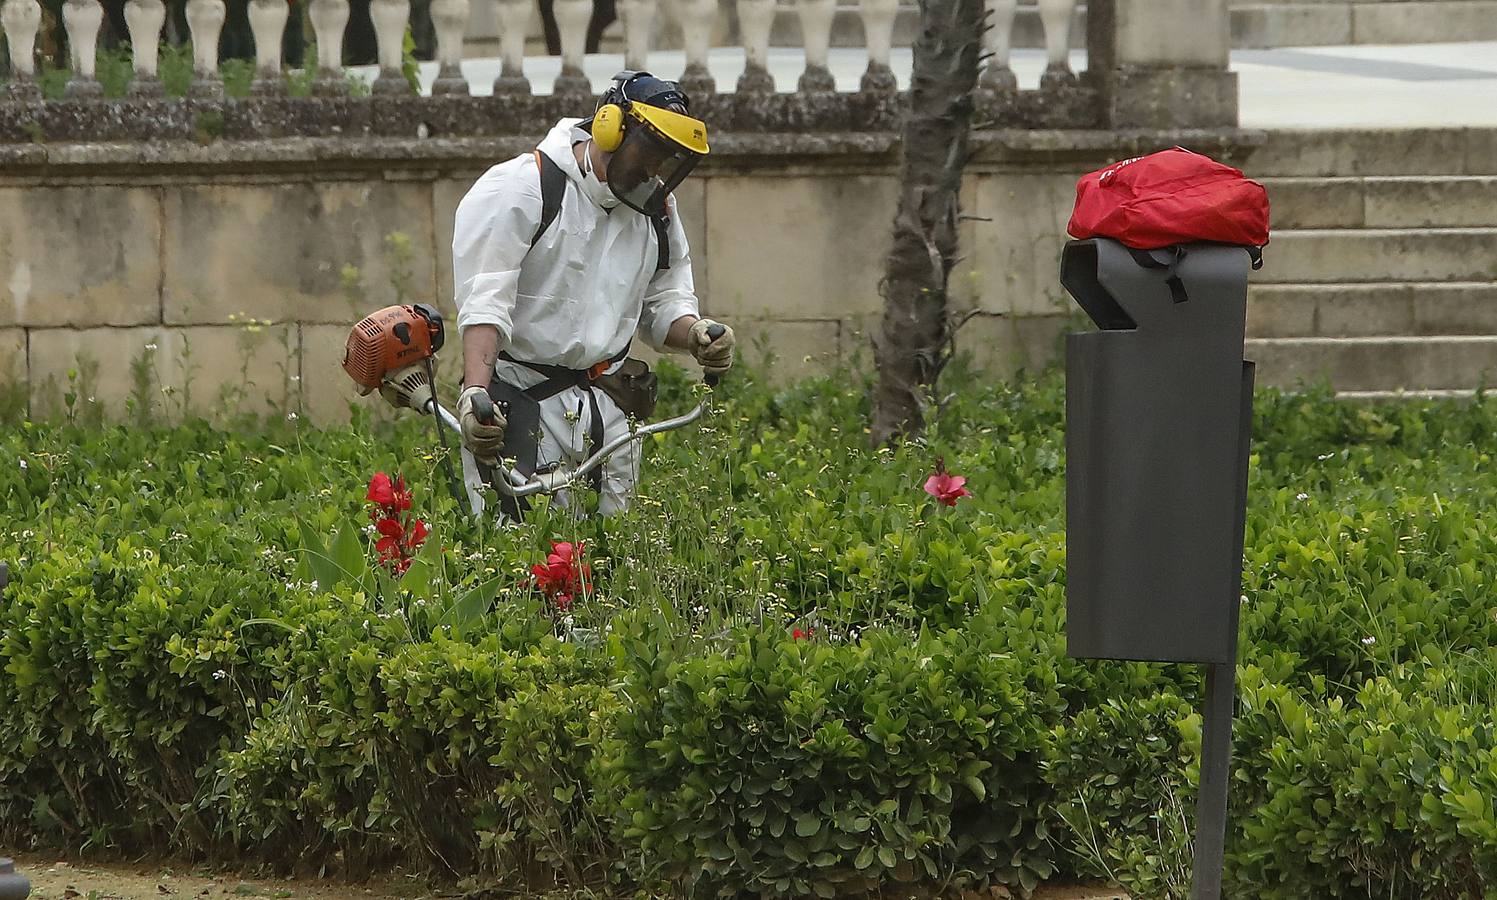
[498,344,630,493]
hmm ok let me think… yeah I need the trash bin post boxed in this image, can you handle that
[1061,237,1256,900]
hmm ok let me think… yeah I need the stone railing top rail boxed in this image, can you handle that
[0,125,1265,177]
[0,83,1108,144]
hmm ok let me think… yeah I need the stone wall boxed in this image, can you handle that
[2,127,1257,423]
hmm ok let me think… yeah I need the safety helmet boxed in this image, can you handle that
[588,71,710,217]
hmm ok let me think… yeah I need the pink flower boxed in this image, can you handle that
[923,457,971,506]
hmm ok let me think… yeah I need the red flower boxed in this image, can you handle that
[531,540,591,608]
[792,627,813,641]
[364,473,430,577]
[391,476,413,512]
[367,472,395,506]
[923,456,971,507]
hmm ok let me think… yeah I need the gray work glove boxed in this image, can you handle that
[457,385,506,465]
[688,318,735,377]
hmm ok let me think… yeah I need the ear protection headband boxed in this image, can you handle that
[592,71,640,154]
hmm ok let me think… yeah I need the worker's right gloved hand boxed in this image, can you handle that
[457,385,506,466]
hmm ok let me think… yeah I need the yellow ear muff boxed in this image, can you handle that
[593,103,626,153]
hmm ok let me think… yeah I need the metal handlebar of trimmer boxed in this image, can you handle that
[455,324,726,499]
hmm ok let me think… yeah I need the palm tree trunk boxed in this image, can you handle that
[869,0,983,446]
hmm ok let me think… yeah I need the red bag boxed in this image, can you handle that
[1067,147,1270,252]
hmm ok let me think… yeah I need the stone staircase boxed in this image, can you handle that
[1246,130,1497,397]
[1231,0,1497,48]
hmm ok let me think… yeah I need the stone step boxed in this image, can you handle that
[1231,1,1497,48]
[1247,282,1497,338]
[1245,130,1497,179]
[1265,176,1497,230]
[1338,388,1480,402]
[1245,335,1497,392]
[1254,228,1497,284]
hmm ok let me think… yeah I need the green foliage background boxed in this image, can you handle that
[4,362,1497,898]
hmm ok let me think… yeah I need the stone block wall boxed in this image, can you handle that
[1,128,1257,423]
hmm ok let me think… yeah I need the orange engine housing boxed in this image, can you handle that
[342,304,446,391]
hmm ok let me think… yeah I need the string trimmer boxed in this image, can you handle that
[340,304,720,517]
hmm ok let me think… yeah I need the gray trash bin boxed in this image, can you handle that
[0,858,30,900]
[1061,238,1255,665]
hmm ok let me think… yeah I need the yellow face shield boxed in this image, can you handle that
[607,105,711,217]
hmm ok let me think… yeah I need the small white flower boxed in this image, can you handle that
[1362,636,1376,645]
[1240,594,1249,604]
[18,458,25,470]
[290,375,302,383]
[212,669,227,680]
[308,580,318,591]
[414,599,426,607]
[286,412,299,421]
[145,343,158,351]
[1317,452,1335,461]
[1296,492,1309,501]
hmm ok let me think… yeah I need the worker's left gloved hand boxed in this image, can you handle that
[688,318,735,377]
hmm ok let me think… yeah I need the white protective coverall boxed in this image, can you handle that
[452,117,701,515]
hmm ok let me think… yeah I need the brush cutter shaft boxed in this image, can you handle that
[432,398,706,499]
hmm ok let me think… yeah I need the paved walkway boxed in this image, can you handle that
[373,41,1497,130]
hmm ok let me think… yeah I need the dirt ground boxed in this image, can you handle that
[5,854,1129,900]
[7,855,431,900]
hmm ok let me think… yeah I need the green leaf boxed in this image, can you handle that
[795,813,821,838]
[297,518,341,590]
[332,520,367,587]
[440,573,506,629]
[964,775,986,801]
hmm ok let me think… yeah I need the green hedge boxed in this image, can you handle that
[5,365,1497,896]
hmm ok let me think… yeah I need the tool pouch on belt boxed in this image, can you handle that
[484,377,544,477]
[593,358,658,421]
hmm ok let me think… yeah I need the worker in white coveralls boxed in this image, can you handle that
[452,71,735,518]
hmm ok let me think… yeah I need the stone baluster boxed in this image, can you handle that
[61,0,105,99]
[734,0,774,93]
[1038,0,1076,87]
[429,0,470,94]
[1,0,41,100]
[124,0,167,96]
[185,0,227,97]
[490,0,532,93]
[676,0,716,95]
[858,0,897,92]
[796,0,835,93]
[617,0,656,71]
[247,0,290,94]
[979,0,1016,91]
[308,0,351,94]
[552,0,592,95]
[371,0,413,93]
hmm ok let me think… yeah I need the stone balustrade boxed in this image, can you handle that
[0,0,1116,139]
